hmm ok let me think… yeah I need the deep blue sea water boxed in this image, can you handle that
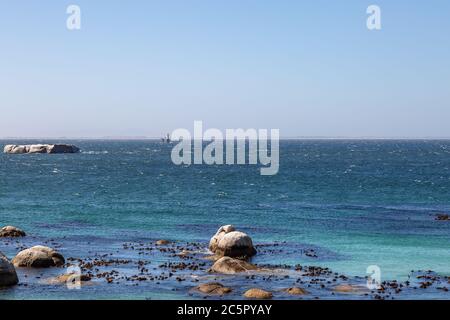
[1,140,449,299]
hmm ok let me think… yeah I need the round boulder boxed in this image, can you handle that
[209,225,256,258]
[0,226,26,237]
[209,225,235,252]
[244,288,273,299]
[12,245,65,268]
[210,256,258,274]
[0,252,19,287]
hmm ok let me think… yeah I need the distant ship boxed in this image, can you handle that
[161,133,171,143]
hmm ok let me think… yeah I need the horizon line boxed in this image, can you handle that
[1,136,450,141]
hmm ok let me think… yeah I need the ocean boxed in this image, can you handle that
[1,139,449,299]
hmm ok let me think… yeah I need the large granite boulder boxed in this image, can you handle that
[0,252,19,287]
[0,226,26,237]
[209,225,235,252]
[210,256,258,274]
[12,246,65,268]
[209,225,256,258]
[4,144,80,154]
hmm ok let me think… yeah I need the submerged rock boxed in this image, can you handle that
[196,282,232,295]
[333,284,368,294]
[155,239,170,245]
[244,288,273,299]
[285,287,309,295]
[210,256,258,274]
[4,144,80,154]
[44,273,91,285]
[0,226,26,237]
[0,252,19,287]
[209,225,256,258]
[435,214,450,221]
[12,246,65,268]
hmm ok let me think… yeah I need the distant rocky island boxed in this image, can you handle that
[3,144,80,154]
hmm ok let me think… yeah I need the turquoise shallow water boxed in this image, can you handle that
[1,139,449,299]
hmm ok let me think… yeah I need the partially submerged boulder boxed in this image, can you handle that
[209,225,256,258]
[333,284,368,294]
[12,246,65,268]
[244,288,273,299]
[4,144,80,154]
[0,226,26,237]
[210,256,258,274]
[0,252,19,287]
[195,282,232,295]
[285,287,309,295]
[44,273,91,285]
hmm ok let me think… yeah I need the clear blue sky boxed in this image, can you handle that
[0,0,449,138]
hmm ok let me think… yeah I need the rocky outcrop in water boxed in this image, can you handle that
[4,144,80,154]
[209,225,256,258]
[210,256,258,274]
[12,246,65,268]
[0,252,19,287]
[0,226,26,237]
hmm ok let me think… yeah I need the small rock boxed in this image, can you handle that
[196,282,232,295]
[44,273,91,285]
[0,226,26,237]
[333,284,367,294]
[244,288,273,299]
[12,246,65,268]
[285,287,308,295]
[155,240,170,245]
[435,214,450,221]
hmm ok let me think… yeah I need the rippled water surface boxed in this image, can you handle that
[1,140,449,299]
